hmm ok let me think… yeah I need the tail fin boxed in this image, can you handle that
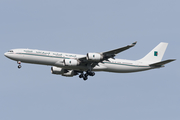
[139,42,168,64]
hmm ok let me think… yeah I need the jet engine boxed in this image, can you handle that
[62,70,77,77]
[86,53,103,61]
[51,66,64,74]
[64,59,79,66]
[51,66,78,77]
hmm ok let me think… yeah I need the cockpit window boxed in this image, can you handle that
[8,50,14,52]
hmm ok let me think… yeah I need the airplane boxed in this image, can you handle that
[4,42,175,80]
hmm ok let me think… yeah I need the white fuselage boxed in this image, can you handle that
[4,49,152,73]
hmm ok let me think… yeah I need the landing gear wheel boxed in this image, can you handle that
[91,72,95,76]
[78,72,87,80]
[18,65,21,69]
[83,76,88,81]
[85,73,88,77]
[79,74,83,78]
[17,61,22,69]
[86,71,95,76]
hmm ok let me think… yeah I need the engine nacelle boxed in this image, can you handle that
[64,59,79,66]
[86,53,103,61]
[51,67,77,77]
[62,70,75,77]
[55,59,65,66]
[51,66,64,74]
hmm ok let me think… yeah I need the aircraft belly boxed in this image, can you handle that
[92,63,107,71]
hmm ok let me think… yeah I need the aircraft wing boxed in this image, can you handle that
[78,41,137,62]
[101,41,137,59]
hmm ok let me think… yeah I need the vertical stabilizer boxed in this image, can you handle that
[139,42,168,64]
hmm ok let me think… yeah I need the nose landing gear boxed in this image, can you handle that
[17,61,22,69]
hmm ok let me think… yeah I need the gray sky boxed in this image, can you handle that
[0,0,179,120]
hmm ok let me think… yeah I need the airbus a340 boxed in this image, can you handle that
[4,42,175,80]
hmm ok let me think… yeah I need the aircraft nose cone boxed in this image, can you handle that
[4,52,8,57]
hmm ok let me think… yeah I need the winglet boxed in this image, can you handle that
[130,41,137,47]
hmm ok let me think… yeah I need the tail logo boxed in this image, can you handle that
[154,51,158,56]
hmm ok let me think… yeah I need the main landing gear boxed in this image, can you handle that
[17,61,22,69]
[79,71,95,81]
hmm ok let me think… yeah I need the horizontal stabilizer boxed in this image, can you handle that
[150,59,176,67]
